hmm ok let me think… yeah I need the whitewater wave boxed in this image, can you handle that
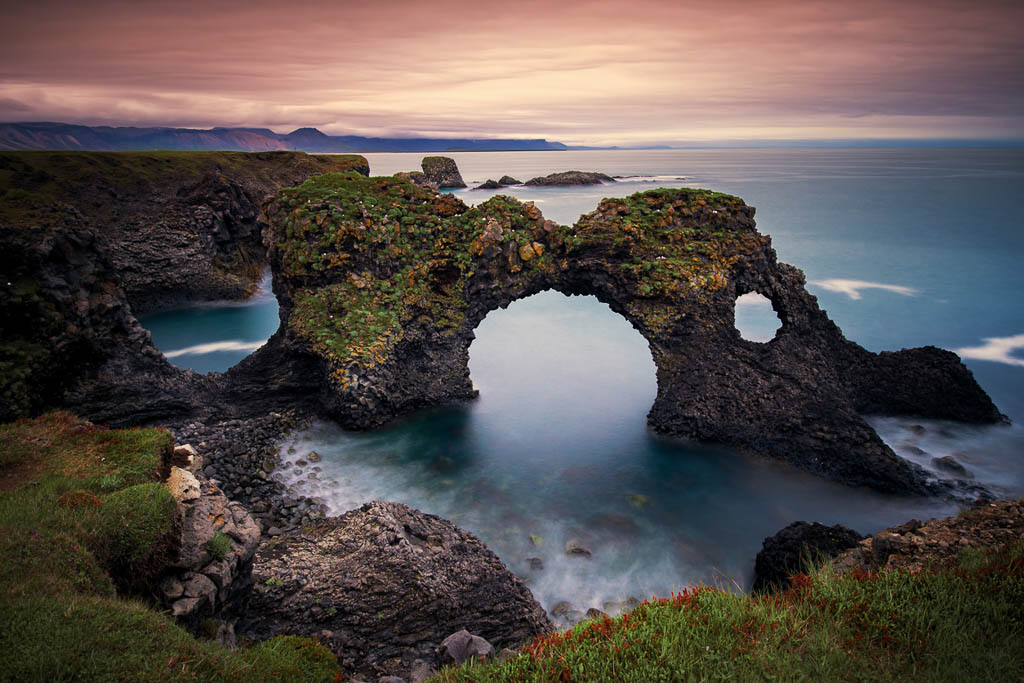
[163,339,266,358]
[614,175,692,183]
[954,333,1024,367]
[810,278,918,300]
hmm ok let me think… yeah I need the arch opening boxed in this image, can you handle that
[734,291,782,343]
[467,289,658,434]
[137,269,279,374]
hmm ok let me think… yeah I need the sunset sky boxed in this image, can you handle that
[2,0,1022,146]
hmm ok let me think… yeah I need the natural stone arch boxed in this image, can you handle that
[257,173,1003,495]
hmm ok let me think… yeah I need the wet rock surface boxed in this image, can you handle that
[832,498,1024,573]
[753,521,865,592]
[241,501,551,680]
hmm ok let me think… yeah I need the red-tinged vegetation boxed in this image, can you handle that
[432,541,1024,682]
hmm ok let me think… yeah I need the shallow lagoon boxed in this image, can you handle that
[143,147,1024,613]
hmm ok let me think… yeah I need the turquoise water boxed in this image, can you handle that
[143,148,1024,613]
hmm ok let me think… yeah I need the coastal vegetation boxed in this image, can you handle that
[0,412,339,681]
[433,543,1024,682]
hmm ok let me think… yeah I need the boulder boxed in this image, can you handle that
[753,521,864,592]
[498,176,521,186]
[242,501,551,673]
[166,466,201,502]
[421,156,467,188]
[565,539,592,558]
[933,455,972,478]
[436,629,494,667]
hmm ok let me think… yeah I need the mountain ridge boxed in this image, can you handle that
[0,121,570,153]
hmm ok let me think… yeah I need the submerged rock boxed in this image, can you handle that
[421,156,467,188]
[241,501,550,674]
[933,454,972,478]
[523,171,614,186]
[753,521,864,592]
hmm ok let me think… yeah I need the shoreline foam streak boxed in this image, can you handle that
[163,339,267,358]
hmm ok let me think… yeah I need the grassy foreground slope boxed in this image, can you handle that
[435,543,1024,682]
[0,412,339,682]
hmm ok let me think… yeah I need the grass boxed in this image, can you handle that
[433,542,1024,682]
[205,531,232,562]
[0,150,368,226]
[0,412,340,681]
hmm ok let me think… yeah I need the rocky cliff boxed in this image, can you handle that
[0,150,369,313]
[0,151,368,424]
[257,175,1003,495]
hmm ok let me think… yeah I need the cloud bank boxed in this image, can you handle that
[1,0,1022,144]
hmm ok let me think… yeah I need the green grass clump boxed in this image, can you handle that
[434,545,1024,682]
[0,412,340,681]
[205,530,232,562]
[92,482,178,578]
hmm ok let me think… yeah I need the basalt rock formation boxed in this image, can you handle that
[831,498,1024,573]
[524,171,614,186]
[241,501,551,679]
[752,521,865,592]
[421,156,467,189]
[0,151,367,424]
[258,173,1003,495]
[0,150,369,314]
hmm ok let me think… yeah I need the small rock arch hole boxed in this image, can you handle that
[734,292,782,343]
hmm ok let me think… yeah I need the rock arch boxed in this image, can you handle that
[256,173,1002,495]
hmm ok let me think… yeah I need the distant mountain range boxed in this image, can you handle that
[0,122,570,153]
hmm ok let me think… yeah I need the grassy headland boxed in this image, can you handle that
[0,412,339,681]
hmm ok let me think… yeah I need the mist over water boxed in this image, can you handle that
[142,148,1024,614]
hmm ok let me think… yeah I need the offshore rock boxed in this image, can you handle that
[260,176,1004,495]
[752,521,864,592]
[524,171,614,186]
[421,156,467,188]
[498,176,521,186]
[474,179,503,190]
[241,501,550,677]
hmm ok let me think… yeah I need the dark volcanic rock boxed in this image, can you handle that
[241,501,550,677]
[261,177,1004,496]
[833,498,1024,573]
[0,150,369,315]
[421,156,467,188]
[523,171,614,186]
[498,175,521,186]
[753,521,864,592]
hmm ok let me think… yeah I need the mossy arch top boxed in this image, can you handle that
[261,173,1002,495]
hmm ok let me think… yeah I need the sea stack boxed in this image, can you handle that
[421,156,467,188]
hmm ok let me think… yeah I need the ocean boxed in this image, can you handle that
[140,147,1024,614]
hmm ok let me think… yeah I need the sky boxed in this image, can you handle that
[1,0,1022,146]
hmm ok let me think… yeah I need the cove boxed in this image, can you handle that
[271,290,957,614]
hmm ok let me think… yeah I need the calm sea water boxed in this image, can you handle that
[142,148,1024,614]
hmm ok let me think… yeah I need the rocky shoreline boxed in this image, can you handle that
[3,150,1019,681]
